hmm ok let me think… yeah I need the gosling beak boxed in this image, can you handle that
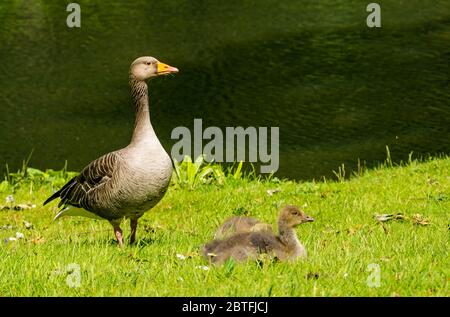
[157,62,179,75]
[305,216,315,222]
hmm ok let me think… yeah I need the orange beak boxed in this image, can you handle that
[157,62,179,75]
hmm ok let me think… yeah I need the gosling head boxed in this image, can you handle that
[130,56,179,81]
[279,205,314,228]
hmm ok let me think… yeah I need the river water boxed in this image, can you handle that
[0,1,449,179]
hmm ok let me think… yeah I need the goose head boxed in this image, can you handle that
[279,205,314,227]
[130,56,179,81]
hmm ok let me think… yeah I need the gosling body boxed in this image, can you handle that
[203,205,314,264]
[214,216,273,239]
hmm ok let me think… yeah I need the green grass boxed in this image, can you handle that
[0,156,449,296]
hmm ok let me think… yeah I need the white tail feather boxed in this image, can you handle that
[53,206,103,221]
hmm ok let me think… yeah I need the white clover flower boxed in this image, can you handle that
[23,221,33,229]
[196,265,210,271]
[5,195,15,204]
[266,189,281,196]
[176,253,187,260]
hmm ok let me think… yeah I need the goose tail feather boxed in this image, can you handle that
[53,206,103,221]
[43,177,77,206]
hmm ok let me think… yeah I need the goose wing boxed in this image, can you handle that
[249,232,278,253]
[44,152,120,210]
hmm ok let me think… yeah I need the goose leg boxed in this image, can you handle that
[130,218,138,244]
[112,223,124,247]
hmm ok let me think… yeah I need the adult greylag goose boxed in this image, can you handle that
[214,216,273,239]
[202,205,314,264]
[44,56,178,247]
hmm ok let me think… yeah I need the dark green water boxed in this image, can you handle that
[0,1,449,179]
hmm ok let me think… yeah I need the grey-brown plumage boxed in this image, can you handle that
[202,205,314,264]
[213,216,273,239]
[44,56,179,247]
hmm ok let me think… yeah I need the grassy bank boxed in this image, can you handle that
[0,156,448,296]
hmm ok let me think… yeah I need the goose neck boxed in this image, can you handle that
[130,79,155,144]
[278,221,307,258]
[278,222,296,245]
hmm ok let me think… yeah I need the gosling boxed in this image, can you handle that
[214,216,273,239]
[202,205,314,264]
